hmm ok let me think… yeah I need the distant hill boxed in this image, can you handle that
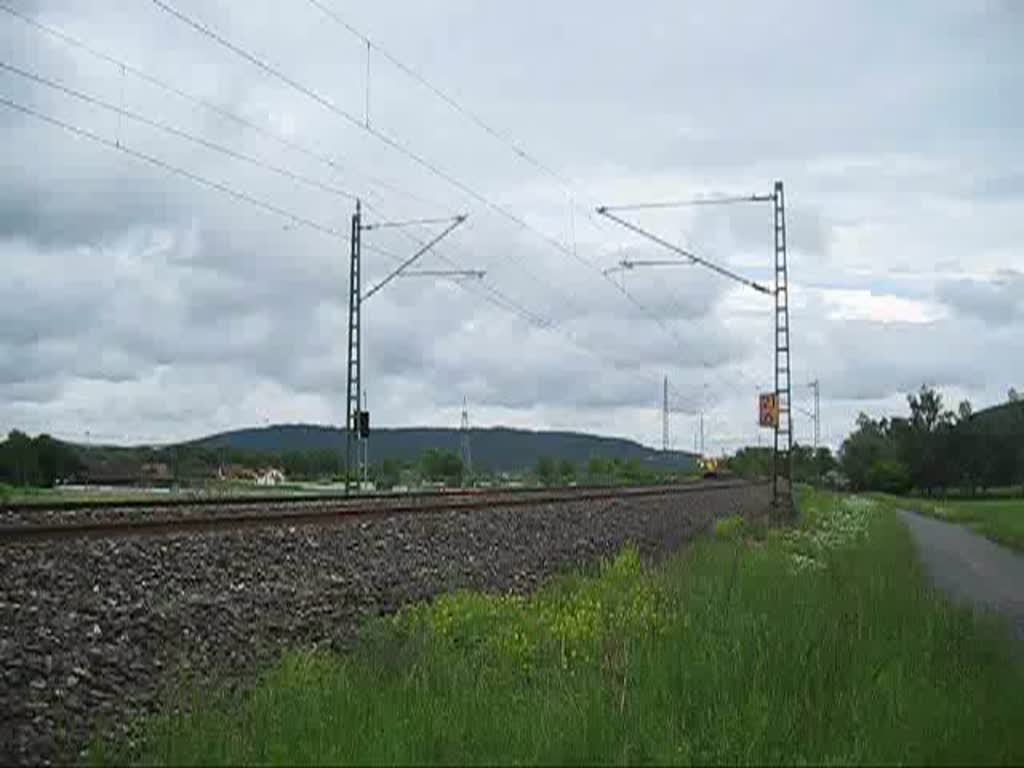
[964,400,1024,436]
[190,424,698,473]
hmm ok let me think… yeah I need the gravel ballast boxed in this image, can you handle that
[0,484,768,764]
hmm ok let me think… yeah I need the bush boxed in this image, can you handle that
[866,458,912,494]
[714,515,746,541]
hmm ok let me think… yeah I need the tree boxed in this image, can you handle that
[904,385,956,494]
[34,435,82,487]
[907,385,945,434]
[587,457,613,481]
[957,400,973,424]
[865,458,912,494]
[536,456,557,486]
[727,447,772,480]
[420,449,463,485]
[377,458,402,489]
[813,447,838,478]
[558,458,576,484]
[840,414,894,491]
[0,431,82,487]
[0,430,39,486]
[1009,388,1020,403]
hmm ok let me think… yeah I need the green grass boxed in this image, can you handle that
[95,490,1024,765]
[873,493,1024,552]
[0,482,333,507]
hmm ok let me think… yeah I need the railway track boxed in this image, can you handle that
[0,479,751,542]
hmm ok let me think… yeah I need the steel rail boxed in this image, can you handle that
[1,478,709,514]
[0,480,755,543]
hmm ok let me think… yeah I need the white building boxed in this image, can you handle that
[256,468,286,486]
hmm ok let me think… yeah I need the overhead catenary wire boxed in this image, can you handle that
[0,2,573,351]
[147,0,575,260]
[0,94,355,243]
[362,216,462,231]
[299,0,709,316]
[0,1,452,215]
[0,81,718,443]
[0,84,586,401]
[0,59,363,203]
[399,269,485,279]
[298,1,744,376]
[598,194,774,212]
[362,215,467,301]
[597,207,773,295]
[301,0,623,255]
[302,0,578,192]
[369,216,709,411]
[11,3,766,447]
[148,0,688,331]
[0,1,558,335]
[16,0,710,394]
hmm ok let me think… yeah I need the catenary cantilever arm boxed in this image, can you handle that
[362,215,467,302]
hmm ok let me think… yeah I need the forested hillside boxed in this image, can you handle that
[193,425,697,473]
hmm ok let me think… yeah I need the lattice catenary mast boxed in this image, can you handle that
[345,201,471,493]
[345,201,364,492]
[596,180,794,508]
[772,181,793,504]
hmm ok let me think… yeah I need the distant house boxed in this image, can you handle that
[139,462,173,485]
[217,464,258,482]
[256,468,286,486]
[78,457,139,486]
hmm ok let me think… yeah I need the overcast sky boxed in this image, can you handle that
[1,0,1021,452]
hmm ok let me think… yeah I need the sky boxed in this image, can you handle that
[1,0,1022,453]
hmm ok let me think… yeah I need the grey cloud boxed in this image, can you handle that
[974,172,1024,202]
[1,0,1021,450]
[936,271,1024,327]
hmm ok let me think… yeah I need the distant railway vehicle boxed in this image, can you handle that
[699,457,732,480]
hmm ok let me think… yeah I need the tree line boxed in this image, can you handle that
[0,431,84,488]
[0,428,706,492]
[839,386,1024,495]
[727,444,838,484]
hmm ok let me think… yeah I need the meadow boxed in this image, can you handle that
[873,493,1024,551]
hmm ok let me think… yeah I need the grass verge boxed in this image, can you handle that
[95,490,1024,765]
[872,493,1024,552]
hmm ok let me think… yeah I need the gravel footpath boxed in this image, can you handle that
[0,485,768,765]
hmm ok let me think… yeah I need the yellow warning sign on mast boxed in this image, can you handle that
[759,393,779,428]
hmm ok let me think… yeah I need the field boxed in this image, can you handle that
[873,493,1024,551]
[0,481,324,507]
[94,489,1024,765]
